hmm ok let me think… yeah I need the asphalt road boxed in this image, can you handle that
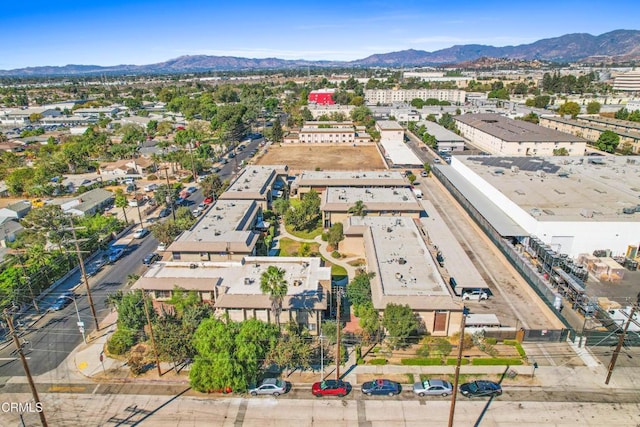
[0,229,159,376]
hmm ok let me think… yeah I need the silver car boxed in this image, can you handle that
[413,379,453,397]
[249,378,287,396]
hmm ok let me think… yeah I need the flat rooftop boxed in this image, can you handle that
[348,216,458,311]
[456,113,585,142]
[543,115,640,139]
[176,199,257,239]
[419,121,465,142]
[322,187,422,212]
[296,170,406,188]
[377,120,404,131]
[456,155,640,221]
[220,165,279,200]
[133,257,330,310]
[380,139,424,166]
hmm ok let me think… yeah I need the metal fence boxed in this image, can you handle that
[432,168,574,342]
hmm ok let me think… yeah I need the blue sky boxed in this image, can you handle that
[1,0,637,70]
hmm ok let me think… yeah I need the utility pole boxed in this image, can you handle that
[319,335,324,381]
[143,294,162,377]
[188,139,197,181]
[4,309,48,427]
[13,250,39,313]
[335,287,342,380]
[448,307,468,427]
[605,292,640,384]
[134,192,143,226]
[68,216,99,332]
[163,167,176,221]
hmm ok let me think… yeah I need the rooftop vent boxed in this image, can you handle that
[536,170,546,178]
[580,209,593,218]
[493,169,504,175]
[244,278,254,285]
[398,257,407,265]
[511,166,519,174]
[558,171,570,178]
[622,207,636,215]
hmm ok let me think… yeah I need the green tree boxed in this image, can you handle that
[200,174,223,199]
[586,101,601,114]
[153,313,194,372]
[150,220,182,245]
[260,266,288,328]
[114,188,129,224]
[189,318,277,392]
[358,305,381,344]
[327,222,344,249]
[382,303,418,349]
[272,198,290,218]
[115,289,154,336]
[553,147,569,156]
[596,130,620,153]
[271,118,283,143]
[347,200,367,217]
[558,101,581,118]
[266,323,313,375]
[346,271,375,312]
[167,286,201,316]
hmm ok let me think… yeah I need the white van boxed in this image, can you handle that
[412,188,423,199]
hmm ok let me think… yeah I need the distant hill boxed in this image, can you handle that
[1,30,638,76]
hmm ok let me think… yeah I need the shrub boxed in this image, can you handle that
[416,344,430,357]
[451,332,474,350]
[147,174,158,181]
[432,338,453,359]
[331,250,341,258]
[485,337,497,345]
[401,358,443,366]
[368,358,388,365]
[127,345,147,375]
[471,358,523,366]
[356,358,365,365]
[107,328,136,355]
[321,232,328,242]
[503,340,526,358]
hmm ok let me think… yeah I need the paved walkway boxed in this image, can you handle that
[275,219,360,280]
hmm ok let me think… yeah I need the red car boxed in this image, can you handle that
[203,196,214,204]
[312,380,351,397]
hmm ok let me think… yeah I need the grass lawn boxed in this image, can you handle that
[284,222,323,240]
[278,238,319,257]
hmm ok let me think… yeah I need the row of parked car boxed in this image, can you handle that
[247,377,502,399]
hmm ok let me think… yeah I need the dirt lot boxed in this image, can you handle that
[257,144,387,172]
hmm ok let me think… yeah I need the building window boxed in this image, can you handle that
[156,290,171,299]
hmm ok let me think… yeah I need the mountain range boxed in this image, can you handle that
[2,30,639,77]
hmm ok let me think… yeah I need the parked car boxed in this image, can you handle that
[48,291,76,312]
[142,253,160,265]
[203,196,214,204]
[159,208,171,218]
[248,378,287,396]
[459,380,502,398]
[144,183,158,192]
[420,170,429,177]
[187,186,197,194]
[108,248,125,264]
[412,379,453,397]
[462,288,490,301]
[312,380,351,397]
[132,228,150,239]
[157,243,167,252]
[361,379,401,396]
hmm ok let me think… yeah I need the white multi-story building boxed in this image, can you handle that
[365,89,466,105]
[613,70,640,92]
[455,114,587,156]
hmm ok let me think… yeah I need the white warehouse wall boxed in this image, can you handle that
[450,157,640,257]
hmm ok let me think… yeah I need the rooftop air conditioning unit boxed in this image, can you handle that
[536,170,546,178]
[511,166,519,173]
[580,209,593,218]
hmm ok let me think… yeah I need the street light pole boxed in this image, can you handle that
[448,306,468,427]
[319,335,324,381]
[605,292,640,384]
[63,296,86,343]
[335,287,342,381]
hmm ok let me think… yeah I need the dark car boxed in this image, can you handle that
[312,380,351,397]
[48,292,75,312]
[143,253,161,265]
[108,248,125,264]
[459,380,502,398]
[361,379,401,396]
[159,208,171,218]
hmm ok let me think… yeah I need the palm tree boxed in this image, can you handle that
[260,266,288,328]
[347,200,367,217]
[114,188,129,224]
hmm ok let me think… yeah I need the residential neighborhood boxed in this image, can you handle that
[1,19,640,426]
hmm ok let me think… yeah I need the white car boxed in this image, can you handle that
[462,288,490,301]
[144,183,158,192]
[132,228,150,239]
